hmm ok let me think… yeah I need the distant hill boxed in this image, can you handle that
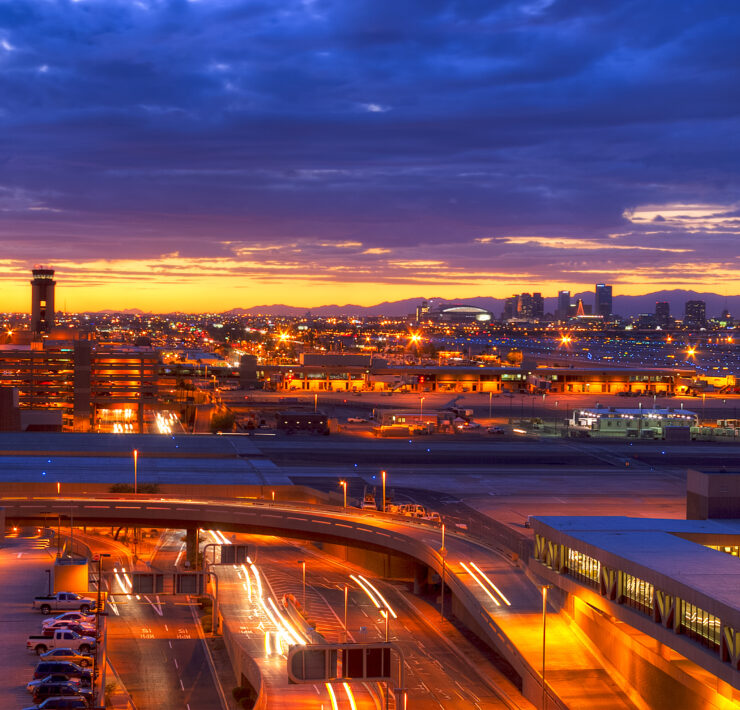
[223,290,739,318]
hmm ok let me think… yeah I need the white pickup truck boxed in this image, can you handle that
[32,592,96,616]
[26,629,97,655]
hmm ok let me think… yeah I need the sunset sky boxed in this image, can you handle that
[0,0,738,312]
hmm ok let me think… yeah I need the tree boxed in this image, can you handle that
[211,411,235,433]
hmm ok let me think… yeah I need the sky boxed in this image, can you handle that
[0,0,739,312]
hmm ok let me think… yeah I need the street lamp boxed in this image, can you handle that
[419,396,425,422]
[133,449,138,494]
[541,584,552,710]
[381,470,386,513]
[488,391,492,419]
[301,560,306,610]
[92,552,111,708]
[440,523,447,619]
[340,480,347,509]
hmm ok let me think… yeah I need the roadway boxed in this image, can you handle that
[214,534,517,708]
[2,495,639,708]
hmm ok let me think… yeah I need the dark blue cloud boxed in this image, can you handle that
[0,0,738,290]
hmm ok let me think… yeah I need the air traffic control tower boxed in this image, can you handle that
[30,265,56,335]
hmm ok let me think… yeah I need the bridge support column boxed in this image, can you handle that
[413,562,428,595]
[186,527,199,569]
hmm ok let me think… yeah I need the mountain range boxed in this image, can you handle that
[222,290,738,318]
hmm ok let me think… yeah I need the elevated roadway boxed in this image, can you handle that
[3,495,634,709]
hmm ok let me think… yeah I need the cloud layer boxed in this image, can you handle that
[0,0,738,309]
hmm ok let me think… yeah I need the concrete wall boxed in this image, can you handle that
[315,541,418,580]
[686,469,740,519]
[0,481,342,506]
[571,597,740,710]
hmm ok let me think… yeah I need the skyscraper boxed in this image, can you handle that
[30,266,56,335]
[685,300,706,326]
[655,301,670,327]
[595,283,613,318]
[557,290,570,321]
[532,292,544,320]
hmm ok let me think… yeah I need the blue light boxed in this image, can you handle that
[42,471,46,476]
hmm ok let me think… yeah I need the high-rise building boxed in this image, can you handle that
[594,283,613,318]
[685,300,706,325]
[415,300,430,323]
[31,266,56,335]
[532,292,544,320]
[557,290,570,320]
[655,301,670,327]
[517,292,533,318]
[503,296,517,320]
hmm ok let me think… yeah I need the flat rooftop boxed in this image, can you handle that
[534,516,740,617]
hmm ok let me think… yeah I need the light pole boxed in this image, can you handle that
[301,560,306,610]
[314,393,317,413]
[381,470,386,513]
[488,391,492,418]
[133,449,138,494]
[344,584,349,642]
[419,396,425,422]
[541,584,552,710]
[440,523,447,619]
[381,609,389,642]
[340,480,347,509]
[92,552,110,708]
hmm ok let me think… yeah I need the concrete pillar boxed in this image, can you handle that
[186,528,199,569]
[413,562,428,595]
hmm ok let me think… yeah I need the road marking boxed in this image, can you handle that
[144,595,163,616]
[17,553,23,558]
[174,658,179,669]
[177,628,191,639]
[164,624,169,631]
[168,640,172,648]
[179,678,184,691]
[140,627,155,639]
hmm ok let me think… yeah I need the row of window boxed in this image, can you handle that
[538,536,728,656]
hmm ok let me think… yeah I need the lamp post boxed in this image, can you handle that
[488,391,492,418]
[340,480,347,509]
[541,584,552,710]
[381,470,386,513]
[314,393,318,413]
[381,609,389,642]
[419,396,425,422]
[301,560,306,610]
[440,523,447,619]
[92,552,111,708]
[344,584,349,642]
[133,449,138,494]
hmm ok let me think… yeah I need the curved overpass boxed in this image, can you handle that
[2,495,627,710]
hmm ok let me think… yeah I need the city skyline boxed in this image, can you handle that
[0,1,738,311]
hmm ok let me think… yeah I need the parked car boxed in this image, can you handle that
[32,662,89,681]
[32,681,90,704]
[487,425,505,435]
[22,698,90,710]
[42,613,95,629]
[27,675,87,695]
[27,629,96,655]
[39,648,93,667]
[33,593,96,616]
[42,620,96,636]
[347,417,367,423]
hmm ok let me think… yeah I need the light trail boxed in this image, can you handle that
[343,682,358,710]
[358,575,397,618]
[250,564,263,599]
[240,564,252,600]
[469,562,511,606]
[350,574,381,609]
[326,683,339,710]
[460,562,501,607]
[264,631,271,656]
